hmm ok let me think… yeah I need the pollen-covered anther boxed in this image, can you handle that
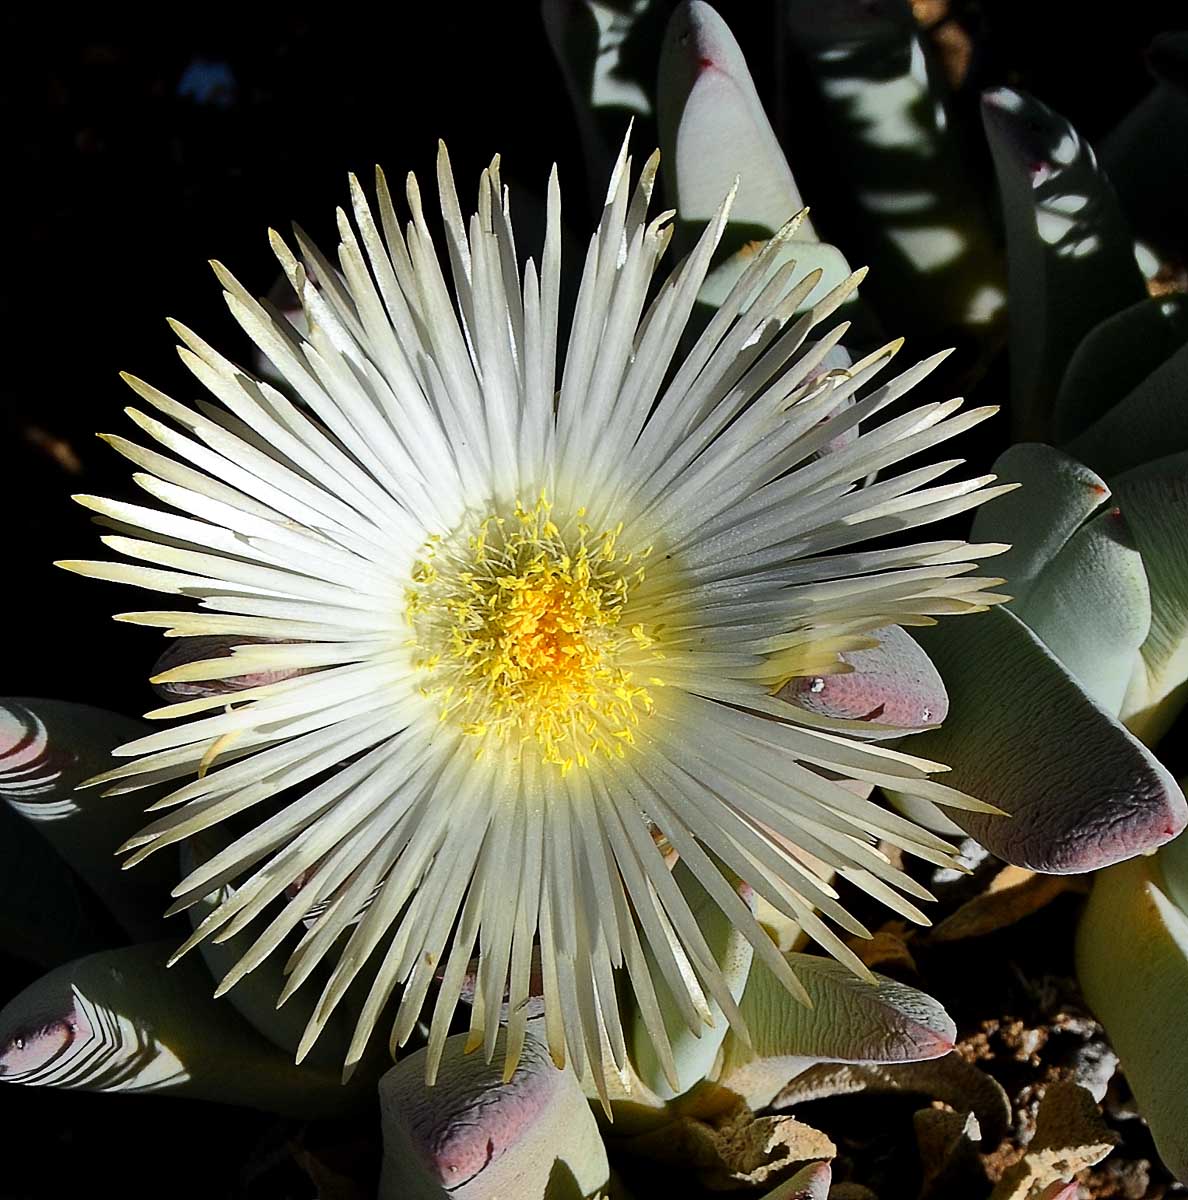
[406,497,658,771]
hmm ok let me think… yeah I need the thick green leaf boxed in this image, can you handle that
[778,623,949,736]
[659,0,812,245]
[1067,339,1188,481]
[886,607,1185,872]
[1012,505,1151,715]
[780,0,1005,335]
[1113,457,1188,742]
[0,942,365,1117]
[180,837,365,1070]
[542,0,663,201]
[695,239,853,316]
[1102,68,1188,258]
[981,88,1146,441]
[709,952,954,1111]
[969,443,1109,603]
[0,699,175,941]
[1077,853,1188,1183]
[0,804,109,968]
[656,1,865,333]
[1053,295,1188,444]
[378,1028,609,1200]
[632,859,755,1100]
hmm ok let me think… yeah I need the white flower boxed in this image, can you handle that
[59,135,1009,1095]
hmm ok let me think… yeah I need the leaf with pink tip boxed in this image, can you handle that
[970,443,1110,603]
[657,1,859,326]
[378,1028,609,1200]
[658,0,813,241]
[887,607,1186,872]
[710,952,955,1111]
[0,942,366,1117]
[778,624,949,739]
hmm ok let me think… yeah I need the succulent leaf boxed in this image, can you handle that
[0,942,364,1116]
[378,1027,609,1200]
[969,443,1110,604]
[658,0,812,243]
[709,952,955,1111]
[761,1160,832,1200]
[1053,295,1188,444]
[1113,457,1188,742]
[178,836,366,1070]
[780,0,1005,334]
[1102,37,1188,255]
[631,858,756,1100]
[886,607,1186,872]
[777,623,949,737]
[1011,505,1151,715]
[656,1,861,331]
[1067,339,1188,481]
[981,87,1146,441]
[542,0,662,200]
[0,698,176,941]
[1077,853,1188,1183]
[0,803,109,968]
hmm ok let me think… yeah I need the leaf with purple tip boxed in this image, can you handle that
[0,942,365,1116]
[710,952,955,1111]
[778,624,949,739]
[887,607,1186,872]
[378,1027,609,1200]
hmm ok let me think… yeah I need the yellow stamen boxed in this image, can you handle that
[406,496,659,771]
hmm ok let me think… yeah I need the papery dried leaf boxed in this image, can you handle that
[915,1107,985,1198]
[620,1097,834,1192]
[988,1081,1117,1200]
[775,1054,1012,1146]
[928,867,1088,944]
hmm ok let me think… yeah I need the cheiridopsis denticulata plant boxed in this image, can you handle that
[5,3,1188,1197]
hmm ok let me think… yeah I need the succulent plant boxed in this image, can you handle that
[8,3,1188,1198]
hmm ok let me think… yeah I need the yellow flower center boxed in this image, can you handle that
[406,497,659,772]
